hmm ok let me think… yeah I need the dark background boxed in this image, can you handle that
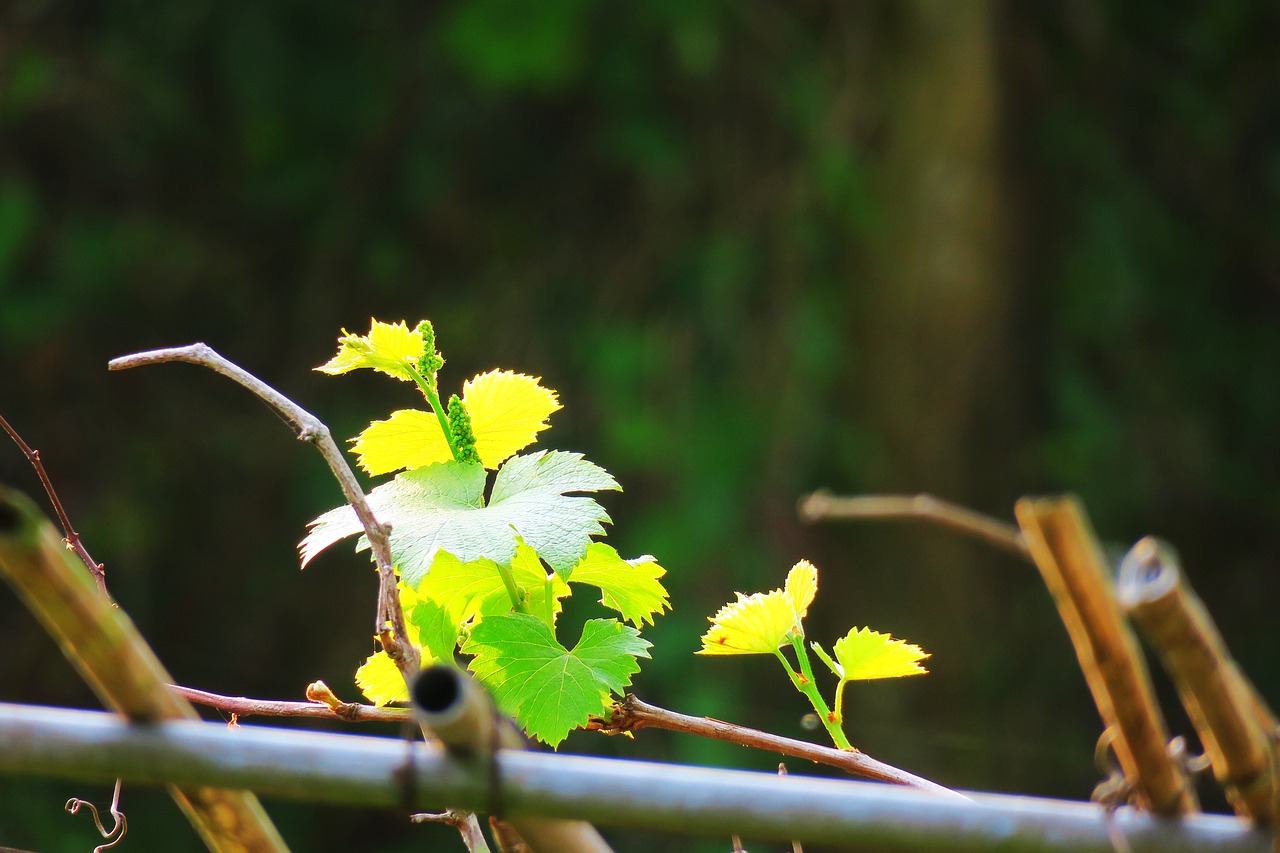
[3,1,1279,850]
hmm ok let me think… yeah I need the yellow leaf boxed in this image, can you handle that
[785,560,817,621]
[698,559,819,655]
[832,627,930,681]
[355,650,410,705]
[351,370,561,474]
[698,589,796,655]
[316,319,426,382]
[353,409,453,474]
[464,370,561,469]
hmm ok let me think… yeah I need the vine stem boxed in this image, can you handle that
[168,682,963,797]
[0,413,110,598]
[407,365,460,463]
[169,684,411,724]
[781,635,852,751]
[592,695,964,798]
[495,560,529,614]
[108,344,420,679]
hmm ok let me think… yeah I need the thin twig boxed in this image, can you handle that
[798,490,1031,561]
[65,777,127,853]
[412,809,492,852]
[779,764,803,853]
[591,694,967,800]
[0,413,110,597]
[108,345,419,677]
[176,679,963,802]
[171,684,411,724]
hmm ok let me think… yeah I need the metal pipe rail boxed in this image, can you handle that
[0,703,1269,852]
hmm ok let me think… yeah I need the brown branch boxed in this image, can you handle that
[1016,496,1195,815]
[798,490,1031,561]
[108,345,419,679]
[0,413,110,597]
[180,677,965,804]
[590,694,967,800]
[170,683,412,724]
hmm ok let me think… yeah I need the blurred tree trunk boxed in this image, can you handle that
[862,0,1009,500]
[851,0,1012,659]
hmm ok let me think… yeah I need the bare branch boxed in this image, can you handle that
[591,694,967,800]
[171,684,411,724]
[0,413,110,597]
[108,344,419,677]
[798,490,1031,561]
[412,809,492,852]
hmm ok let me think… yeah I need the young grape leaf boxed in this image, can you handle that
[355,650,411,705]
[824,627,930,681]
[697,560,817,655]
[316,319,429,382]
[300,451,619,587]
[352,370,561,474]
[405,597,460,663]
[464,370,561,469]
[565,543,669,627]
[415,542,570,628]
[352,409,452,476]
[464,613,651,746]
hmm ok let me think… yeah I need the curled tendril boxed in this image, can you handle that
[65,778,127,852]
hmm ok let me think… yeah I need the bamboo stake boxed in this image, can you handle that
[0,488,287,852]
[0,703,1270,853]
[1015,496,1195,815]
[1118,537,1276,822]
[413,666,613,853]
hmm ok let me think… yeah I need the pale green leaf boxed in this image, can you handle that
[565,543,669,627]
[414,543,569,628]
[464,613,650,747]
[300,452,618,588]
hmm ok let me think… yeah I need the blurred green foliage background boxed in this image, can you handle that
[3,1,1279,850]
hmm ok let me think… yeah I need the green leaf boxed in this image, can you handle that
[299,451,619,587]
[565,543,669,627]
[464,614,650,746]
[415,542,570,628]
[405,597,460,663]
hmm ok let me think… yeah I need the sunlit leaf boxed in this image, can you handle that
[464,613,650,746]
[565,543,669,627]
[829,627,930,681]
[352,370,561,474]
[697,560,818,655]
[353,409,453,475]
[415,542,569,628]
[464,369,561,469]
[300,452,618,587]
[316,319,427,382]
[355,651,410,706]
